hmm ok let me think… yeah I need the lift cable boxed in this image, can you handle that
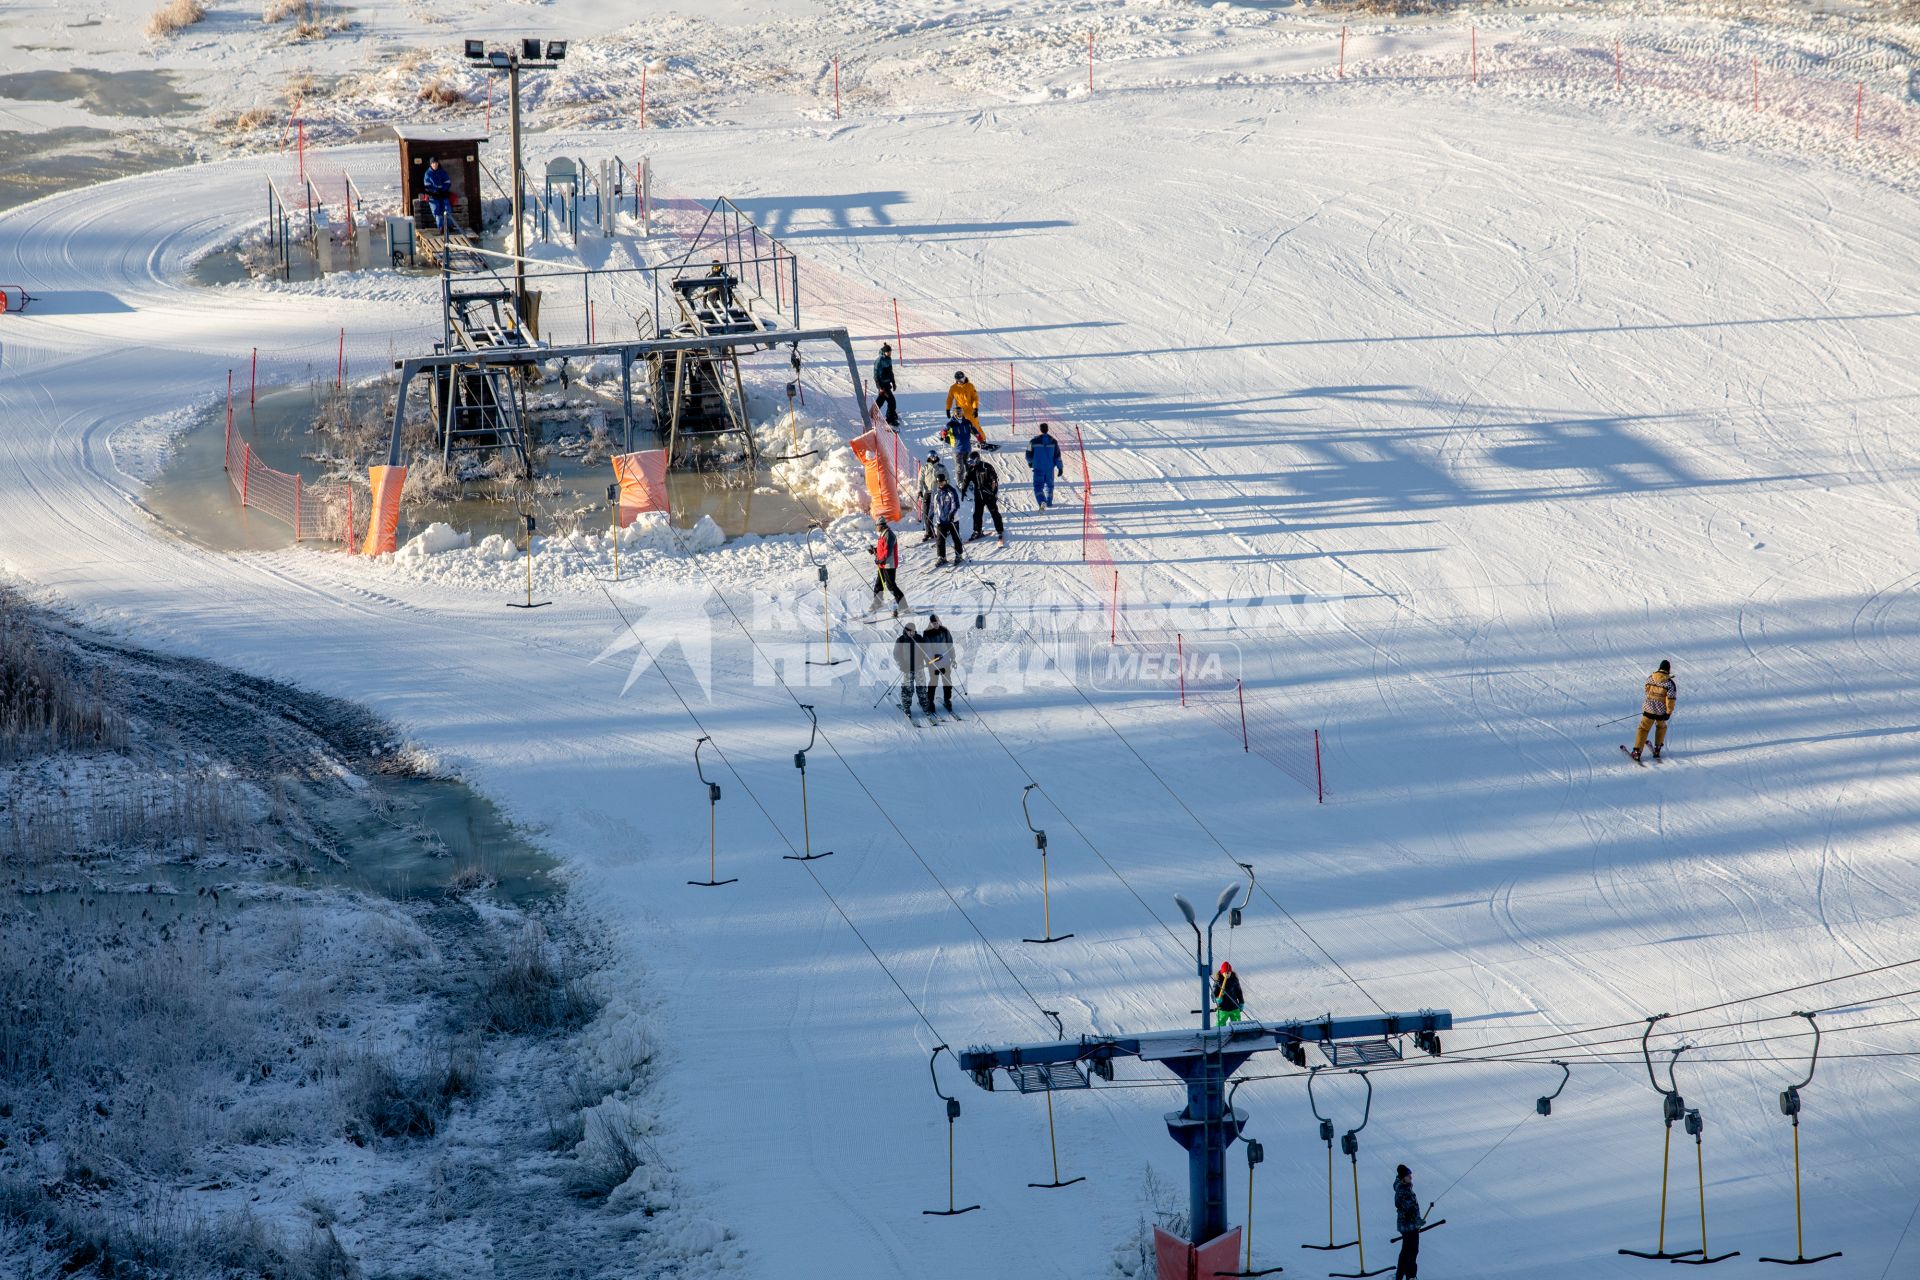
[599,586,948,1044]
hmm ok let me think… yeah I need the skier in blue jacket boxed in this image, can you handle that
[1025,422,1064,507]
[933,475,963,565]
[422,157,454,232]
[944,411,979,467]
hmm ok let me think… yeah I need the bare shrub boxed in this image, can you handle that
[568,1106,645,1199]
[0,588,124,761]
[418,76,465,108]
[478,925,595,1034]
[144,0,206,39]
[341,1043,473,1143]
[263,0,305,19]
[226,104,278,135]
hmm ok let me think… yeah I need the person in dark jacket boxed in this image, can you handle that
[962,451,1004,543]
[921,614,955,714]
[916,452,945,542]
[1211,961,1244,1024]
[870,519,905,615]
[872,343,899,428]
[1393,1165,1425,1280]
[1025,422,1064,507]
[944,411,979,465]
[893,621,926,719]
[423,157,454,232]
[933,476,963,565]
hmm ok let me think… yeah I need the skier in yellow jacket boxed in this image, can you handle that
[1630,660,1677,762]
[945,371,980,433]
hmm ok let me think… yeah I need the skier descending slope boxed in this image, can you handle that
[1026,423,1064,508]
[1626,659,1678,763]
[870,518,906,617]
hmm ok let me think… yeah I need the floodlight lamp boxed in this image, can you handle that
[464,39,486,61]
[1215,883,1240,914]
[521,37,544,61]
[546,40,568,61]
[489,51,510,69]
[1173,894,1197,927]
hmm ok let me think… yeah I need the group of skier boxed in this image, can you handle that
[892,614,958,723]
[866,345,1067,619]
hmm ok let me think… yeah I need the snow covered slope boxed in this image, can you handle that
[5,9,1920,1279]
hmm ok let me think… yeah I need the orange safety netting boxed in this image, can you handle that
[223,410,356,548]
[361,465,406,556]
[848,429,901,521]
[611,449,670,526]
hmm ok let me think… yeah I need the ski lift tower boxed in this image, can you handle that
[958,888,1450,1279]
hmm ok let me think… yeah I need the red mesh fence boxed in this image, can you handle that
[222,388,357,550]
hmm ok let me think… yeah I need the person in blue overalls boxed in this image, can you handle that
[423,156,454,232]
[1025,422,1064,508]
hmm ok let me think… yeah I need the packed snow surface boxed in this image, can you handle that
[6,3,1920,1277]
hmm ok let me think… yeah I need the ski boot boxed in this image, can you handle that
[1629,746,1642,762]
[1651,746,1662,761]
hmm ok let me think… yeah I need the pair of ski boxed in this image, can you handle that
[1619,745,1669,767]
[907,709,959,728]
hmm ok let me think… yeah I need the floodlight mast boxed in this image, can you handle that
[464,36,568,323]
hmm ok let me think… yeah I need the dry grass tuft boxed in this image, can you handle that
[417,75,465,108]
[144,0,206,39]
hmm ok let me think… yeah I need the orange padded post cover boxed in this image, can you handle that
[361,465,406,556]
[611,449,670,527]
[849,430,901,522]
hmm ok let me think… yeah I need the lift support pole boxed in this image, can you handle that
[958,1011,1451,1259]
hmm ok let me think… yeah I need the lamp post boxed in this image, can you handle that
[1173,882,1242,1030]
[463,36,568,324]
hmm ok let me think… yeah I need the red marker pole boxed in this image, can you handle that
[892,297,903,367]
[1315,728,1324,803]
[1237,680,1248,753]
[1339,24,1346,79]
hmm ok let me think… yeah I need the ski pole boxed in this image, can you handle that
[1595,712,1638,728]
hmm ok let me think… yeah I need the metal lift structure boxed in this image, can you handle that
[390,237,862,482]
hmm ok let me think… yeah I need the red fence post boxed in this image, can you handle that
[1237,680,1248,753]
[893,297,903,367]
[1314,729,1324,803]
[240,443,252,507]
[1339,24,1346,79]
[1177,633,1185,707]
[250,347,258,405]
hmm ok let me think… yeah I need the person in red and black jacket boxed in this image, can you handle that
[870,518,906,616]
